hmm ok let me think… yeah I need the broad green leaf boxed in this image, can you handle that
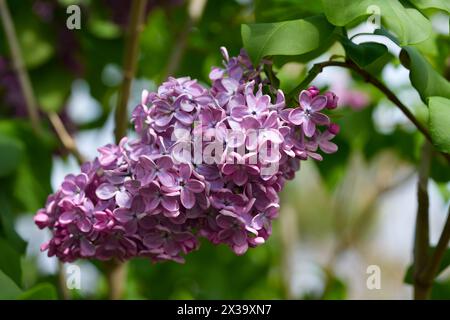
[408,0,450,12]
[18,283,57,300]
[0,120,53,213]
[0,270,22,299]
[0,238,22,287]
[428,96,450,153]
[241,15,335,63]
[322,0,432,45]
[341,39,389,68]
[0,193,27,254]
[412,32,439,59]
[400,47,450,102]
[254,0,325,22]
[0,134,24,177]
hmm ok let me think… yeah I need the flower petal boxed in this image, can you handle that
[80,238,96,257]
[185,179,205,193]
[233,169,248,186]
[299,90,311,108]
[59,211,76,224]
[319,140,338,153]
[303,119,316,137]
[161,196,180,212]
[310,95,327,111]
[180,189,195,209]
[95,183,117,200]
[311,112,330,125]
[114,208,133,223]
[116,190,132,208]
[288,108,305,125]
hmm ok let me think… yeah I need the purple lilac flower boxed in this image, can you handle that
[34,47,340,263]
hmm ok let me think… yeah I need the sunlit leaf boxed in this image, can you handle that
[400,47,450,102]
[408,0,450,12]
[241,15,335,63]
[322,0,432,45]
[428,96,450,153]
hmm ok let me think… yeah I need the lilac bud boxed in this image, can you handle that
[328,123,340,135]
[325,91,338,109]
[306,86,320,97]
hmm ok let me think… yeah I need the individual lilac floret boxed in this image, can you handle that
[289,90,330,137]
[34,47,340,263]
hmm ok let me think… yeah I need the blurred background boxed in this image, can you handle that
[0,0,449,299]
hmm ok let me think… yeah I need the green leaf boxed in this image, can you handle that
[88,19,122,39]
[404,247,450,284]
[322,0,432,45]
[0,120,53,212]
[254,0,325,22]
[32,66,73,113]
[408,0,450,12]
[341,39,389,67]
[0,134,24,177]
[428,96,450,153]
[18,283,57,300]
[0,238,22,287]
[241,15,335,63]
[431,280,450,299]
[0,269,22,299]
[15,17,54,69]
[0,193,27,254]
[321,276,347,300]
[400,47,450,102]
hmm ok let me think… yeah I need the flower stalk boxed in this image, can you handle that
[114,0,148,144]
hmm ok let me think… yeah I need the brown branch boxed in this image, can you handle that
[415,205,450,299]
[57,261,70,300]
[48,112,85,164]
[413,141,431,300]
[104,259,127,300]
[114,0,148,144]
[286,59,450,162]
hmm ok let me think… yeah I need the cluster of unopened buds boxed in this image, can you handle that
[34,47,340,263]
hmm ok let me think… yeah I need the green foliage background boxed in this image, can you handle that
[0,0,448,299]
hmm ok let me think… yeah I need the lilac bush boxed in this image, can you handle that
[34,48,340,263]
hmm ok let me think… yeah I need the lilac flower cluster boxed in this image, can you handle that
[35,48,340,263]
